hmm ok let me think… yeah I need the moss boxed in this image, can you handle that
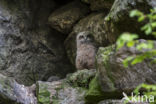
[51,82,67,104]
[52,83,87,104]
[37,83,51,104]
[105,16,111,22]
[98,45,116,88]
[85,75,104,103]
[66,69,96,88]
[52,96,59,104]
[85,74,120,103]
[97,45,114,76]
[0,75,13,96]
[101,45,114,79]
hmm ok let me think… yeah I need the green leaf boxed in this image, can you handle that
[134,84,143,94]
[145,26,152,35]
[147,40,154,49]
[141,24,149,31]
[130,10,138,17]
[151,22,156,28]
[130,10,142,17]
[123,56,134,67]
[136,41,153,50]
[152,32,156,36]
[136,43,148,50]
[116,33,138,50]
[131,55,145,65]
[116,39,125,50]
[138,16,145,22]
[152,14,156,20]
[147,14,153,19]
[127,41,135,47]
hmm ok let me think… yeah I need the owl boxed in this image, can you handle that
[76,31,97,70]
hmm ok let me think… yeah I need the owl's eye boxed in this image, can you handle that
[87,35,93,40]
[87,35,92,38]
[79,35,84,39]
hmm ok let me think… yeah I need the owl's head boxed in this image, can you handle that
[76,31,94,45]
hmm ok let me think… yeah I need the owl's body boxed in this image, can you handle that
[76,31,97,70]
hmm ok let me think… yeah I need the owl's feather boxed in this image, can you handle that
[76,31,97,70]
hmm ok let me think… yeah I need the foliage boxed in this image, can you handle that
[123,84,156,104]
[117,9,156,104]
[133,84,156,104]
[116,8,156,67]
[116,33,138,50]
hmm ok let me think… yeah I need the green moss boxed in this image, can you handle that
[96,45,116,92]
[37,83,51,104]
[0,75,13,96]
[51,82,68,104]
[97,45,114,73]
[85,75,104,103]
[100,46,116,84]
[66,69,96,88]
[105,16,111,21]
[99,45,115,60]
[52,96,59,104]
[52,83,87,104]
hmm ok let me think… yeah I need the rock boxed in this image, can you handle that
[104,0,156,42]
[81,0,115,11]
[0,74,37,104]
[85,74,104,103]
[37,69,97,104]
[65,0,156,65]
[109,0,156,22]
[81,0,90,4]
[96,40,156,98]
[0,0,74,85]
[66,69,96,88]
[37,80,87,104]
[47,76,60,82]
[37,81,62,104]
[48,0,90,34]
[90,0,115,11]
[34,0,57,27]
[54,86,86,104]
[65,13,110,65]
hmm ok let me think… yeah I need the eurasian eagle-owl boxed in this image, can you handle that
[76,31,97,70]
